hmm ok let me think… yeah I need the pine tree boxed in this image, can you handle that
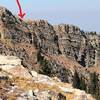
[80,77,86,91]
[73,70,86,91]
[89,72,100,100]
[73,70,81,89]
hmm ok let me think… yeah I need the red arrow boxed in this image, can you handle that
[16,0,26,19]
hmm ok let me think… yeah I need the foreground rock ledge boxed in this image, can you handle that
[0,55,94,100]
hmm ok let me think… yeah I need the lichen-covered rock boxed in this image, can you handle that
[0,55,94,100]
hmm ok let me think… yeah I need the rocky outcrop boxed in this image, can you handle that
[0,6,100,68]
[27,20,100,68]
[0,55,94,100]
[53,25,97,67]
[0,6,100,99]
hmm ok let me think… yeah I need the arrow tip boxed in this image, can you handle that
[18,13,26,19]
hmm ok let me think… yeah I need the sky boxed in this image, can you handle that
[0,0,100,32]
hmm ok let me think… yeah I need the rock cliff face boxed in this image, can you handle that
[26,20,100,68]
[0,6,100,99]
[0,6,100,68]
